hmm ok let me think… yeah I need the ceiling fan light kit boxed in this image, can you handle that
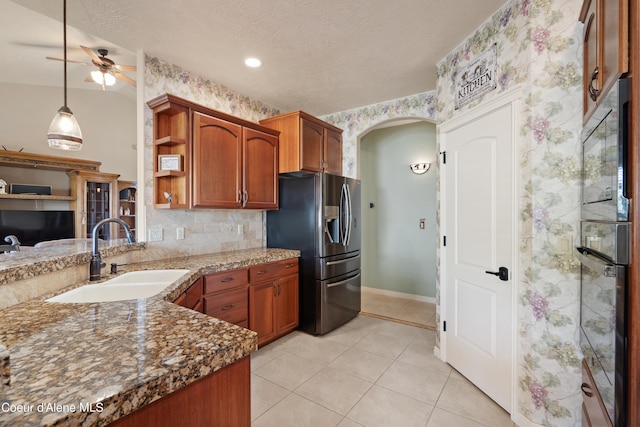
[48,0,83,151]
[91,69,116,88]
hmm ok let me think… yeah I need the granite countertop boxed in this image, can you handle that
[0,247,299,427]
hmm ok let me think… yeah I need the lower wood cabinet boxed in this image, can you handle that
[108,356,250,427]
[171,258,299,346]
[248,258,299,347]
[203,268,249,328]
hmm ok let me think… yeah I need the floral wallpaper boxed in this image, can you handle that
[143,55,282,256]
[321,91,437,178]
[436,0,584,426]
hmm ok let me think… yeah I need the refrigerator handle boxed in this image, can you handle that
[339,183,346,245]
[345,183,352,246]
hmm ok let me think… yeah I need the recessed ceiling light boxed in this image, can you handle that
[244,57,262,68]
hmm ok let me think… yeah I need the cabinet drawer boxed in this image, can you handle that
[203,287,248,325]
[249,258,299,282]
[204,268,248,293]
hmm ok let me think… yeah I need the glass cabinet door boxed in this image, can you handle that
[86,182,111,239]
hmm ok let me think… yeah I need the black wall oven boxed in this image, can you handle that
[577,78,630,426]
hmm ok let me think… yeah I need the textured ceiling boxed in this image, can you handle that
[5,0,507,116]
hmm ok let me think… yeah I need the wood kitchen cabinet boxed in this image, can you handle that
[193,112,278,209]
[579,0,629,122]
[248,258,299,347]
[109,356,250,427]
[203,268,249,328]
[260,111,343,175]
[147,94,279,210]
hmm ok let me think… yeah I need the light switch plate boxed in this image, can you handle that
[148,225,163,242]
[176,227,185,240]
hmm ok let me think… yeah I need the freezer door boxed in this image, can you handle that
[317,269,361,335]
[317,251,361,281]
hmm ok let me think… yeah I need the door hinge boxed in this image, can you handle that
[443,321,446,332]
[443,236,447,246]
[441,151,447,164]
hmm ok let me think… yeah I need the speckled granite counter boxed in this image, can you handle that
[0,247,299,426]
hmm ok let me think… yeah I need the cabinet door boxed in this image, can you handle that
[582,0,600,119]
[323,128,342,175]
[300,118,324,172]
[600,0,628,100]
[243,128,278,209]
[192,112,242,208]
[249,281,276,346]
[275,274,299,335]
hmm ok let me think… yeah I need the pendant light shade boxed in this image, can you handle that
[47,106,83,150]
[48,0,82,151]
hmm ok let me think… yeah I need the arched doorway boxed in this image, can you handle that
[358,119,437,327]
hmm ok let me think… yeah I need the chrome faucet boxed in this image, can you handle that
[89,218,135,281]
[1,235,21,253]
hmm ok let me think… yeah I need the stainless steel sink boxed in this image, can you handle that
[46,269,190,303]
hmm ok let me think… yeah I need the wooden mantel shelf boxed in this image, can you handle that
[0,150,101,172]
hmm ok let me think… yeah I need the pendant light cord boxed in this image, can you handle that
[63,0,68,108]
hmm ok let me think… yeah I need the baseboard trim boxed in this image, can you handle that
[362,286,436,304]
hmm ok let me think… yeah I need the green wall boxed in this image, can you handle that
[360,121,437,298]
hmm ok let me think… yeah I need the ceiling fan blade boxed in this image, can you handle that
[113,71,136,88]
[80,45,102,63]
[115,64,137,72]
[46,56,92,65]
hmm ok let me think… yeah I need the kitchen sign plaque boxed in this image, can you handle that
[455,43,497,109]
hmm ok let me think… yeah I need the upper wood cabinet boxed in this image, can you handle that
[580,0,629,121]
[147,94,280,210]
[260,111,343,175]
[192,112,243,208]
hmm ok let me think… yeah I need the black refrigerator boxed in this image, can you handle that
[267,172,361,335]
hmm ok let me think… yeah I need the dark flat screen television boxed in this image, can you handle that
[0,210,75,247]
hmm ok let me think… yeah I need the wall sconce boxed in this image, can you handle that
[410,163,430,174]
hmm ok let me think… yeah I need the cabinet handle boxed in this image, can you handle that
[221,277,234,282]
[237,191,242,205]
[242,190,248,208]
[256,270,266,275]
[581,382,594,398]
[284,263,296,268]
[588,67,599,101]
[221,304,235,311]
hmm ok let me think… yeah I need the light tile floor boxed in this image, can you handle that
[360,288,437,330]
[251,315,515,427]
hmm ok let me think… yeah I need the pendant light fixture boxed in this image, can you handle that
[47,0,83,151]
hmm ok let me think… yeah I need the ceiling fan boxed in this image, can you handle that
[46,46,136,90]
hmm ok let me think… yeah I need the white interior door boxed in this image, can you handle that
[441,100,515,412]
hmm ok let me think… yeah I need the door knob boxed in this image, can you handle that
[485,267,509,281]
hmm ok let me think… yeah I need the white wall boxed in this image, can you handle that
[0,82,136,181]
[360,121,437,298]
